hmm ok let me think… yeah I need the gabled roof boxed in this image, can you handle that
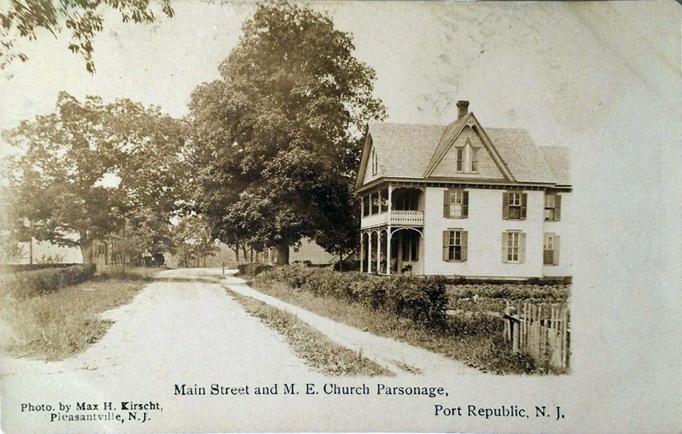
[355,114,570,190]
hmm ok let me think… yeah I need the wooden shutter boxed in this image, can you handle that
[555,195,562,221]
[461,231,468,262]
[501,232,508,263]
[462,191,469,217]
[520,193,527,220]
[443,190,450,218]
[519,232,526,263]
[554,235,560,265]
[442,231,449,261]
[502,192,509,220]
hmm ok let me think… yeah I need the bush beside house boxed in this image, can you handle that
[255,266,448,328]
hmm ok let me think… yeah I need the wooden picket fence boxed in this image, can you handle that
[503,301,570,371]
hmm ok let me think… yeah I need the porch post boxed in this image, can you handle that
[367,232,372,273]
[386,227,391,275]
[387,184,393,219]
[376,230,381,274]
[360,232,365,273]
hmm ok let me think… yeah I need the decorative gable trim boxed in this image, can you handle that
[354,132,373,191]
[423,113,516,181]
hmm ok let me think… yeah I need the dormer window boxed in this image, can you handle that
[471,147,479,172]
[371,148,378,175]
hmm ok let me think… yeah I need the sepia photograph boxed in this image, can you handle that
[0,0,680,433]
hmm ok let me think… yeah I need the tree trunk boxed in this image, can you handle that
[80,240,94,264]
[338,252,344,271]
[274,243,290,266]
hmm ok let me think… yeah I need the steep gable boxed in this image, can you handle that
[354,103,571,192]
[424,113,514,181]
[430,125,507,180]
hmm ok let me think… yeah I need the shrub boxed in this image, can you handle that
[0,264,96,298]
[257,266,448,328]
[237,263,274,276]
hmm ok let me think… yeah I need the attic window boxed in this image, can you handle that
[371,148,378,175]
[456,147,464,171]
[456,139,479,173]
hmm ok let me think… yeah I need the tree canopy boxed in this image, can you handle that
[0,0,174,73]
[189,0,385,264]
[4,91,186,262]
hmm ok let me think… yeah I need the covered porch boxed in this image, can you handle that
[360,226,423,276]
[359,185,425,275]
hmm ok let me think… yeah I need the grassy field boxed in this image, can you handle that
[226,288,391,376]
[249,280,536,374]
[0,271,155,361]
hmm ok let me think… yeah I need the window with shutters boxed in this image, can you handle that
[544,193,561,221]
[503,231,525,263]
[544,233,560,265]
[444,189,468,218]
[503,191,527,220]
[443,229,467,262]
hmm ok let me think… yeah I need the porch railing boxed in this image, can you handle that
[391,210,424,225]
[361,210,424,229]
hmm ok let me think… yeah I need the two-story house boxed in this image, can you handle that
[355,101,571,279]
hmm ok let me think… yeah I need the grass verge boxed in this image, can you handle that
[0,274,149,361]
[250,280,536,375]
[225,288,391,377]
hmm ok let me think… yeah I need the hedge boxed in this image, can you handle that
[237,263,274,276]
[446,283,570,302]
[0,263,81,274]
[256,266,448,328]
[0,264,96,298]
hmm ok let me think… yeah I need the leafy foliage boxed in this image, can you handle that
[188,1,385,263]
[4,91,186,262]
[0,0,174,73]
[256,266,448,328]
[171,214,219,267]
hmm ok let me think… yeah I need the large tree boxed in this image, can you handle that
[189,0,385,264]
[4,91,185,263]
[0,0,174,73]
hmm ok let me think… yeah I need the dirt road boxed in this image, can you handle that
[0,268,482,433]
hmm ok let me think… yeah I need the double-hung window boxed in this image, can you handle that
[544,233,560,265]
[471,147,479,172]
[443,189,468,218]
[544,193,561,221]
[503,191,527,220]
[502,231,526,263]
[456,147,464,171]
[443,229,468,262]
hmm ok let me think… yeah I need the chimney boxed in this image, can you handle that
[456,100,470,120]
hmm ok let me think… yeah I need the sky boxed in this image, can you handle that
[0,1,679,147]
[0,0,680,263]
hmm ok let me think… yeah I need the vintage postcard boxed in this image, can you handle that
[0,0,680,432]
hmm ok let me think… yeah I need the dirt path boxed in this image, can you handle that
[219,270,482,376]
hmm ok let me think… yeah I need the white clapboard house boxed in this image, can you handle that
[355,101,571,279]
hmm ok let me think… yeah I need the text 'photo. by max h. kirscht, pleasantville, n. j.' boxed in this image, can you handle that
[0,1,680,433]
